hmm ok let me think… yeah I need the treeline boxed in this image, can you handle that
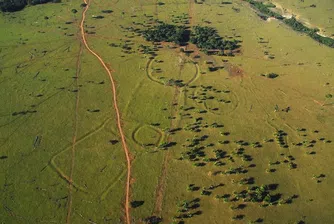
[284,17,317,33]
[142,23,240,53]
[0,0,60,12]
[244,0,334,48]
[142,23,188,44]
[284,17,334,48]
[244,0,283,20]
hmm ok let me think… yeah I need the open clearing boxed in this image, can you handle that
[0,0,333,223]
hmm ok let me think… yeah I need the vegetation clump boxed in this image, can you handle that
[261,73,279,79]
[0,0,26,11]
[142,23,188,44]
[244,0,283,20]
[283,17,316,34]
[174,198,202,220]
[225,184,281,205]
[0,0,61,12]
[274,130,288,148]
[101,9,113,13]
[190,26,239,51]
[142,24,240,54]
[247,185,277,203]
[142,216,163,224]
[325,94,333,99]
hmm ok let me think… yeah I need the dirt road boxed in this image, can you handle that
[76,0,132,223]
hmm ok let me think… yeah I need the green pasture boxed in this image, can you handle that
[270,0,334,36]
[0,0,333,223]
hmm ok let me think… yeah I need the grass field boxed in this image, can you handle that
[270,0,334,37]
[0,0,334,223]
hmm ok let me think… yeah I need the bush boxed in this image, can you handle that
[262,73,279,79]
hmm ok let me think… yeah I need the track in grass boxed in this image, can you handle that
[67,0,133,223]
[153,1,197,215]
[66,41,83,224]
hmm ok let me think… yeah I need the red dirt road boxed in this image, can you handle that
[76,0,132,223]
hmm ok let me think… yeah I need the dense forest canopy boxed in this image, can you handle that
[0,0,60,12]
[142,23,188,44]
[142,24,240,53]
[190,26,239,50]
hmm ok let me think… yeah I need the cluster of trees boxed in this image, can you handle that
[284,17,317,34]
[142,24,240,53]
[246,185,278,203]
[190,26,239,50]
[142,23,188,44]
[311,33,334,48]
[142,216,162,224]
[244,0,283,20]
[163,78,185,87]
[0,0,60,12]
[174,198,202,220]
[284,17,334,48]
[274,130,288,148]
[216,184,281,205]
[0,0,26,11]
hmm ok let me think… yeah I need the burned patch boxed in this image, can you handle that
[224,63,245,77]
